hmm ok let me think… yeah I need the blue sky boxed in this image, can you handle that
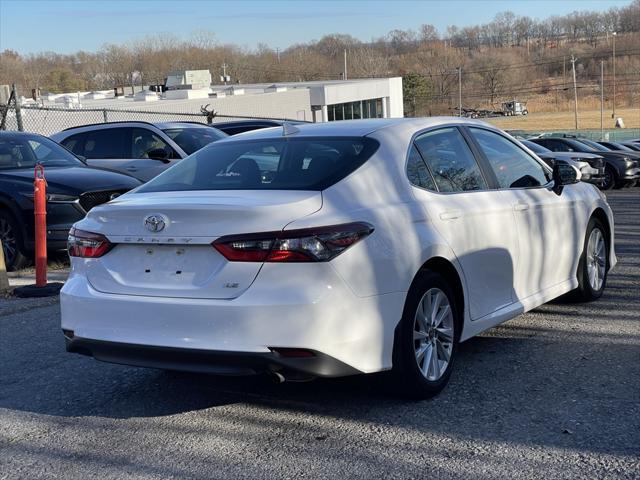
[0,0,633,54]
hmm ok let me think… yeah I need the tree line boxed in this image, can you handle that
[0,0,638,116]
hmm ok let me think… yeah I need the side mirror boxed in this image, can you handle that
[147,148,170,162]
[76,155,87,164]
[552,160,581,195]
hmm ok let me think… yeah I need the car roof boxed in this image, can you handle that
[0,131,44,140]
[217,117,497,141]
[57,120,212,133]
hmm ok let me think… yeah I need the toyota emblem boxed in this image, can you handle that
[144,214,167,232]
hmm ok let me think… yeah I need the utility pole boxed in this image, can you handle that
[457,67,462,117]
[276,48,280,63]
[563,56,566,89]
[343,49,347,80]
[571,55,578,130]
[612,31,617,119]
[600,60,604,139]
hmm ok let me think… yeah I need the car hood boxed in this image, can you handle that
[547,152,603,161]
[0,166,141,194]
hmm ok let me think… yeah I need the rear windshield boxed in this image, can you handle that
[137,136,379,192]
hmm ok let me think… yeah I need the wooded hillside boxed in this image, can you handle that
[1,0,638,116]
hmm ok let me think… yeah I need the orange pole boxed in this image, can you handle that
[34,165,47,287]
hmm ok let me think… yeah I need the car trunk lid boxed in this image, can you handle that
[83,190,322,299]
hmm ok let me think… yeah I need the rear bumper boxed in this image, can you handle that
[65,336,360,377]
[60,262,406,376]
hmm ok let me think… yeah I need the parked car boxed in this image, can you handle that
[61,118,616,398]
[597,141,639,152]
[520,140,605,187]
[51,121,227,181]
[212,119,306,136]
[529,137,640,190]
[0,131,141,270]
[620,142,640,152]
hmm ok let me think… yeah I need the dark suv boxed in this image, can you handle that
[51,122,227,182]
[0,131,141,270]
[529,137,640,190]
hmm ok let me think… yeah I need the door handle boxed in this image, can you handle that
[514,203,530,212]
[125,166,138,172]
[439,210,461,220]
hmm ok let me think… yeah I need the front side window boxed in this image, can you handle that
[414,128,487,193]
[406,144,436,190]
[131,128,175,159]
[138,137,379,192]
[470,128,550,189]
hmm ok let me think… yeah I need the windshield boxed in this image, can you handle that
[565,139,599,153]
[0,134,83,170]
[609,143,634,152]
[578,139,610,152]
[522,140,550,154]
[162,127,227,155]
[138,136,379,193]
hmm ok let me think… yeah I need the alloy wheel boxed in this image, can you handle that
[413,288,454,381]
[586,227,606,291]
[0,217,17,266]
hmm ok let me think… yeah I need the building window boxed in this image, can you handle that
[326,98,385,121]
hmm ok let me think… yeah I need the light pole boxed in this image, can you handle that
[457,67,462,117]
[612,31,617,119]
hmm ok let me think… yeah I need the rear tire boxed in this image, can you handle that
[573,217,608,301]
[391,271,460,399]
[0,210,30,271]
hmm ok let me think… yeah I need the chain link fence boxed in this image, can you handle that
[0,104,310,136]
[1,100,638,141]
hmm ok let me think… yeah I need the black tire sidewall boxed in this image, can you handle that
[576,217,608,300]
[393,270,461,398]
[602,166,616,191]
[0,210,29,271]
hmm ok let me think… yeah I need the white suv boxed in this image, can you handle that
[60,118,615,398]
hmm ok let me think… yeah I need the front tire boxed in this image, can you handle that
[601,166,617,190]
[392,271,460,399]
[573,217,609,301]
[0,210,30,271]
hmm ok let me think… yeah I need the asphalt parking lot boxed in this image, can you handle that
[1,189,638,480]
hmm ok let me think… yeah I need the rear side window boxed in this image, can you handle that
[64,128,128,159]
[137,137,379,192]
[60,133,86,156]
[470,128,550,189]
[414,128,487,193]
[406,145,436,190]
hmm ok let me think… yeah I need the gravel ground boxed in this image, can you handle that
[1,190,638,479]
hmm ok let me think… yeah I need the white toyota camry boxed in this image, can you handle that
[61,118,616,398]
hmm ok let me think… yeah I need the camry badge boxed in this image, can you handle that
[144,214,167,233]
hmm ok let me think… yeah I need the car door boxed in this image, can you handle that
[410,127,520,320]
[467,127,582,299]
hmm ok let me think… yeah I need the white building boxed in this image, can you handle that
[39,77,403,122]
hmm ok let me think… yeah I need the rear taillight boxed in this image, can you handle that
[213,222,373,262]
[68,228,113,258]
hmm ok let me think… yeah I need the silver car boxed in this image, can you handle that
[51,122,227,181]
